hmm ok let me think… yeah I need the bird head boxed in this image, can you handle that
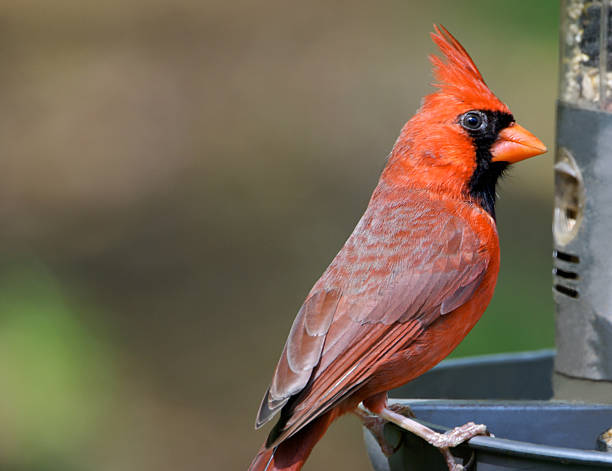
[385,25,547,218]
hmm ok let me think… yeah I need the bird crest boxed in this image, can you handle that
[428,25,507,112]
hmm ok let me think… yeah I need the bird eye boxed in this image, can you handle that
[460,111,486,131]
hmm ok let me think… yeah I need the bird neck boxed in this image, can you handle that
[381,154,472,207]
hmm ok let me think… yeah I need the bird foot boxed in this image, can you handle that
[373,406,490,471]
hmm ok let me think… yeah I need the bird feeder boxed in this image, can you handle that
[363,1,612,469]
[554,0,612,399]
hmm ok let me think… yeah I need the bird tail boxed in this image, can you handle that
[247,411,335,471]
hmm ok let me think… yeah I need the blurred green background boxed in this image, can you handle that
[0,1,558,470]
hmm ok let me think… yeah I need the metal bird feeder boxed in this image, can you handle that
[363,2,612,469]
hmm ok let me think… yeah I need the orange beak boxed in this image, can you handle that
[490,123,547,164]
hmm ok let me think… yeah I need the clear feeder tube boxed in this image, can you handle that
[561,0,612,109]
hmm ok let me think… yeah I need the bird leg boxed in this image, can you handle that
[374,406,489,471]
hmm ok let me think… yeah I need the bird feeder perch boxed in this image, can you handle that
[364,1,612,469]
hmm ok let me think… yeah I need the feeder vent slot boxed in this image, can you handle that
[554,284,579,299]
[553,249,580,299]
[553,267,579,280]
[553,250,580,264]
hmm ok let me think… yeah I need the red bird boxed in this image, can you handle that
[249,26,546,471]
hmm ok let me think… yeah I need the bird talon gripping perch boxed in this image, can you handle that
[375,406,488,469]
[248,25,546,471]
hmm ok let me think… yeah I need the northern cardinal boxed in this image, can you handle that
[248,25,546,471]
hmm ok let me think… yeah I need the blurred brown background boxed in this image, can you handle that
[0,1,558,470]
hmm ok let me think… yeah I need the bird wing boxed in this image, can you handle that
[256,185,491,443]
